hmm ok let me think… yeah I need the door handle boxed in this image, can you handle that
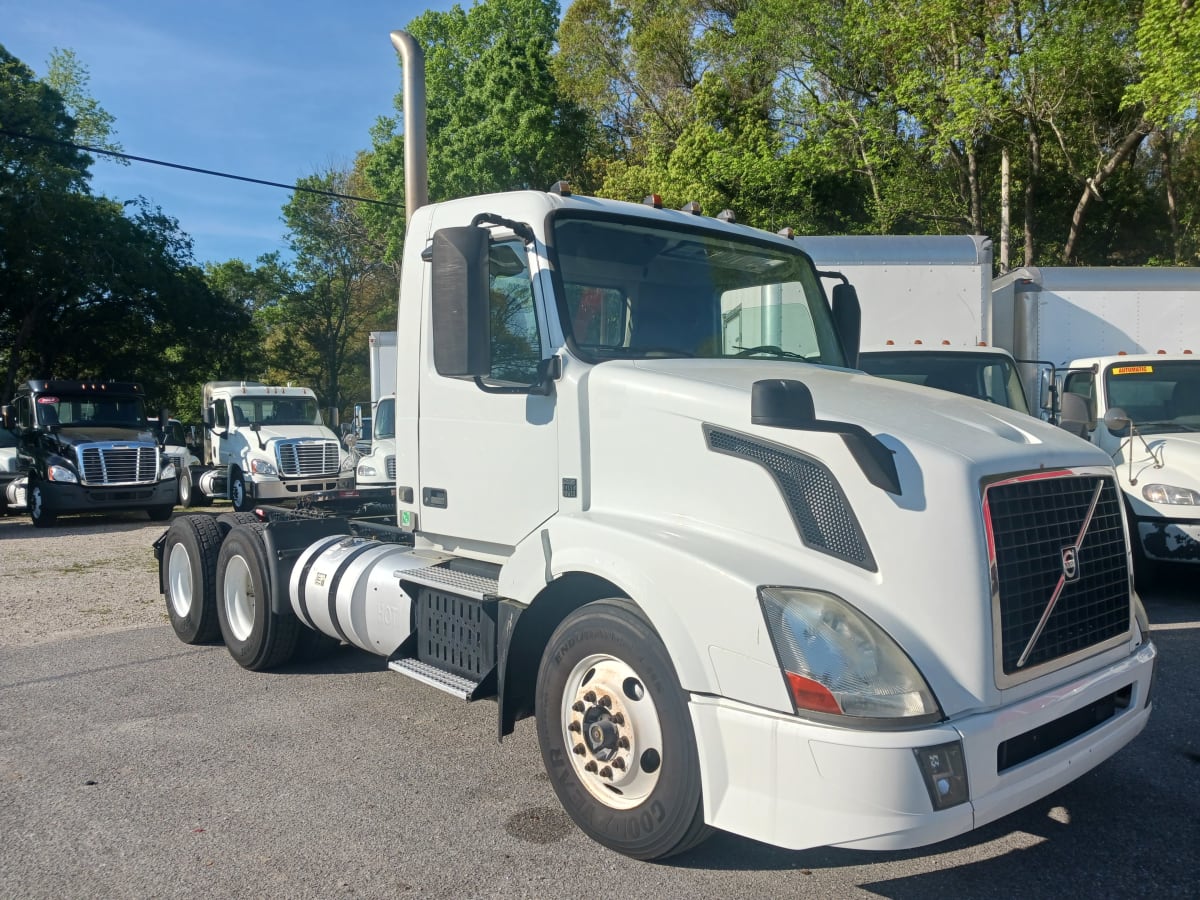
[422,487,448,509]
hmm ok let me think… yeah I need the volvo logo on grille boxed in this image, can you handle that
[1061,546,1080,582]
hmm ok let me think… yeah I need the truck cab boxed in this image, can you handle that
[1061,353,1200,567]
[1,380,177,527]
[353,393,394,490]
[191,381,354,511]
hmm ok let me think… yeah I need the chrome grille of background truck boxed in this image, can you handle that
[78,444,159,485]
[274,439,340,477]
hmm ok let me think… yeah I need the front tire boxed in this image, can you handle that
[178,470,194,508]
[163,515,223,643]
[535,599,711,860]
[215,524,301,670]
[230,470,252,512]
[29,482,56,528]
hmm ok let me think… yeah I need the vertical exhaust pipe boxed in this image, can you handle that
[389,30,429,223]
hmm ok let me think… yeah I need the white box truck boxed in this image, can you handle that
[800,236,1037,413]
[995,267,1200,570]
[152,32,1155,861]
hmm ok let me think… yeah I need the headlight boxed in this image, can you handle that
[1141,483,1200,505]
[759,587,941,721]
[161,462,177,480]
[357,463,377,478]
[47,465,78,484]
[250,459,277,476]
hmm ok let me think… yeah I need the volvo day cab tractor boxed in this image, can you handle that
[154,30,1155,862]
[2,380,177,526]
[180,381,353,511]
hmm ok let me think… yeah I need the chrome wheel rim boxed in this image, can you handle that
[167,542,193,618]
[561,653,663,809]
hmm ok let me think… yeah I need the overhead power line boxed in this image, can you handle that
[0,128,403,209]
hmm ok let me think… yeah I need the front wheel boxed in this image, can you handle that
[535,599,711,860]
[230,470,252,512]
[178,470,194,508]
[29,483,56,528]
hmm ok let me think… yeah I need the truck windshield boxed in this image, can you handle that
[233,397,322,427]
[373,398,395,439]
[36,394,146,427]
[1104,360,1200,433]
[551,215,845,366]
[859,350,1030,414]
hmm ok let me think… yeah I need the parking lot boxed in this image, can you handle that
[0,510,1196,899]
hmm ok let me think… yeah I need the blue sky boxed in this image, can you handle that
[2,0,457,265]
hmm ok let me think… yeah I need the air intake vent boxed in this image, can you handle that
[78,444,158,485]
[275,439,340,477]
[705,426,875,570]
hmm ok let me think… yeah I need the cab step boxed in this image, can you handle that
[387,658,482,700]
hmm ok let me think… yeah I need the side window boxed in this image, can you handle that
[488,239,542,385]
[16,396,31,429]
[214,400,229,430]
[1063,372,1096,424]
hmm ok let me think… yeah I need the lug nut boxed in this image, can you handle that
[618,736,630,749]
[585,761,598,773]
[599,766,613,779]
[583,691,596,703]
[573,743,586,756]
[598,695,612,708]
[568,721,581,733]
[612,713,625,725]
[572,701,585,713]
[612,757,626,771]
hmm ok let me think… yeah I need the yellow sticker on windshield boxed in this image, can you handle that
[1111,365,1153,375]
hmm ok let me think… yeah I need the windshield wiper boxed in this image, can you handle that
[734,345,816,362]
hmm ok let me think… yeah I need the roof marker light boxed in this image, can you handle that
[681,201,702,215]
[717,209,736,223]
[643,194,663,209]
[777,227,795,239]
[549,180,571,196]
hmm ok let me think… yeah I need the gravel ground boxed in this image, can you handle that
[0,510,197,648]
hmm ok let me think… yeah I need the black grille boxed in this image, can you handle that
[78,444,158,485]
[987,474,1129,675]
[706,427,875,570]
[386,456,396,480]
[275,439,340,476]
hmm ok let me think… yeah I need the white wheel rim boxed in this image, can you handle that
[223,554,255,642]
[231,479,243,507]
[560,653,664,809]
[167,542,193,618]
[179,477,190,504]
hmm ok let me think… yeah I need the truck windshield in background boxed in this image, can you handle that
[859,350,1030,414]
[231,396,321,427]
[372,397,395,439]
[550,215,846,367]
[35,393,146,427]
[1104,360,1200,433]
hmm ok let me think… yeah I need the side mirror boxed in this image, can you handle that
[340,423,352,436]
[157,408,170,445]
[1058,393,1092,439]
[1103,406,1132,437]
[831,283,861,369]
[203,407,215,429]
[0,405,13,430]
[430,225,491,377]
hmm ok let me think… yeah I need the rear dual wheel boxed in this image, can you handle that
[215,524,302,670]
[163,515,223,643]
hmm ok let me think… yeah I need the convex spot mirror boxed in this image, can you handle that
[1103,407,1132,437]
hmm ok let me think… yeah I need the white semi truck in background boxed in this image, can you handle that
[154,32,1155,861]
[995,267,1200,571]
[354,330,398,493]
[178,381,353,511]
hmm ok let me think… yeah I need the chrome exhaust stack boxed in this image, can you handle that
[388,30,429,223]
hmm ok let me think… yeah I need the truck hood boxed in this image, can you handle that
[44,426,158,450]
[579,359,1125,715]
[249,425,339,445]
[1115,429,1200,505]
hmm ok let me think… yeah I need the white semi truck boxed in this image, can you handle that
[153,32,1155,861]
[996,267,1200,570]
[179,381,353,511]
[354,331,398,492]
